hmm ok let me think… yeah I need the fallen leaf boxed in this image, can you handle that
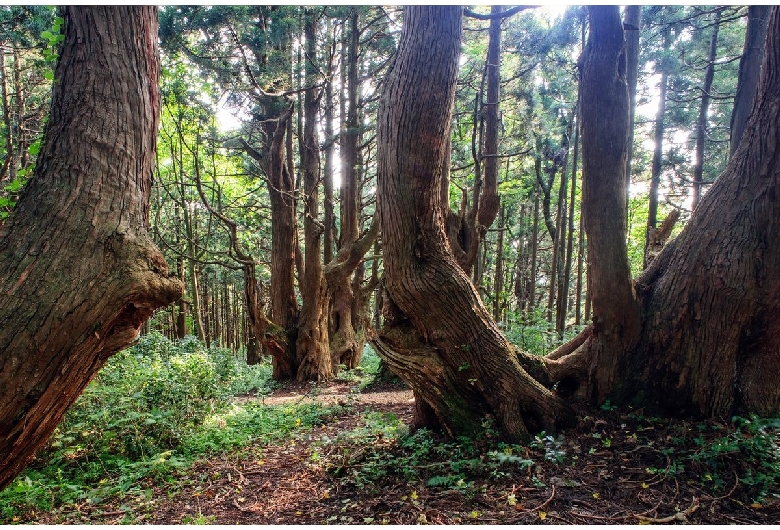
[592,492,600,499]
[538,511,547,520]
[507,493,517,506]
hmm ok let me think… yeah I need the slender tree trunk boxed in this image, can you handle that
[560,112,580,333]
[690,9,721,212]
[528,183,540,314]
[323,67,336,265]
[575,202,585,325]
[0,48,12,184]
[554,123,572,334]
[0,6,182,489]
[645,27,671,268]
[448,5,503,275]
[492,203,505,322]
[623,5,640,218]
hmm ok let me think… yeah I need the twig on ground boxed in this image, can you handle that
[636,497,700,523]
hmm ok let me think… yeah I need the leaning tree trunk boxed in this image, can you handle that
[374,5,573,441]
[0,7,183,489]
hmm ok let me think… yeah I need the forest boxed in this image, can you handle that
[0,4,779,524]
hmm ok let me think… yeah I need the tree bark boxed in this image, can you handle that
[0,6,183,489]
[577,6,641,402]
[324,8,379,371]
[555,6,780,420]
[623,6,640,223]
[241,106,298,378]
[645,26,671,268]
[375,6,573,441]
[730,6,770,156]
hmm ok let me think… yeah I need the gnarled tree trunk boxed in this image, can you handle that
[0,6,183,489]
[374,6,573,441]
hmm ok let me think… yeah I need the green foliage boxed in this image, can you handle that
[334,345,382,389]
[503,308,581,357]
[691,416,780,502]
[0,333,334,521]
[322,413,537,497]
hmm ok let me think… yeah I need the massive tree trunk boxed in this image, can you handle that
[0,7,183,489]
[625,6,780,416]
[375,4,780,446]
[375,5,573,441]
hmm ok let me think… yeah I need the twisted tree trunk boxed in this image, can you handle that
[375,6,573,441]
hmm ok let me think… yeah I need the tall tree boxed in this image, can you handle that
[0,6,182,489]
[295,10,331,380]
[623,5,640,215]
[577,6,640,400]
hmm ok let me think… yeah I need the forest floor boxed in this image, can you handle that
[17,380,780,525]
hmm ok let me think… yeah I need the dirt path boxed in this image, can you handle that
[248,380,415,408]
[43,381,780,525]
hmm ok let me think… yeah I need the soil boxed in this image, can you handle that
[17,380,780,525]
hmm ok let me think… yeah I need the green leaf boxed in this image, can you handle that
[44,70,54,81]
[40,30,53,40]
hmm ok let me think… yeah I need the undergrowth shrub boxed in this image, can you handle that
[0,332,326,522]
